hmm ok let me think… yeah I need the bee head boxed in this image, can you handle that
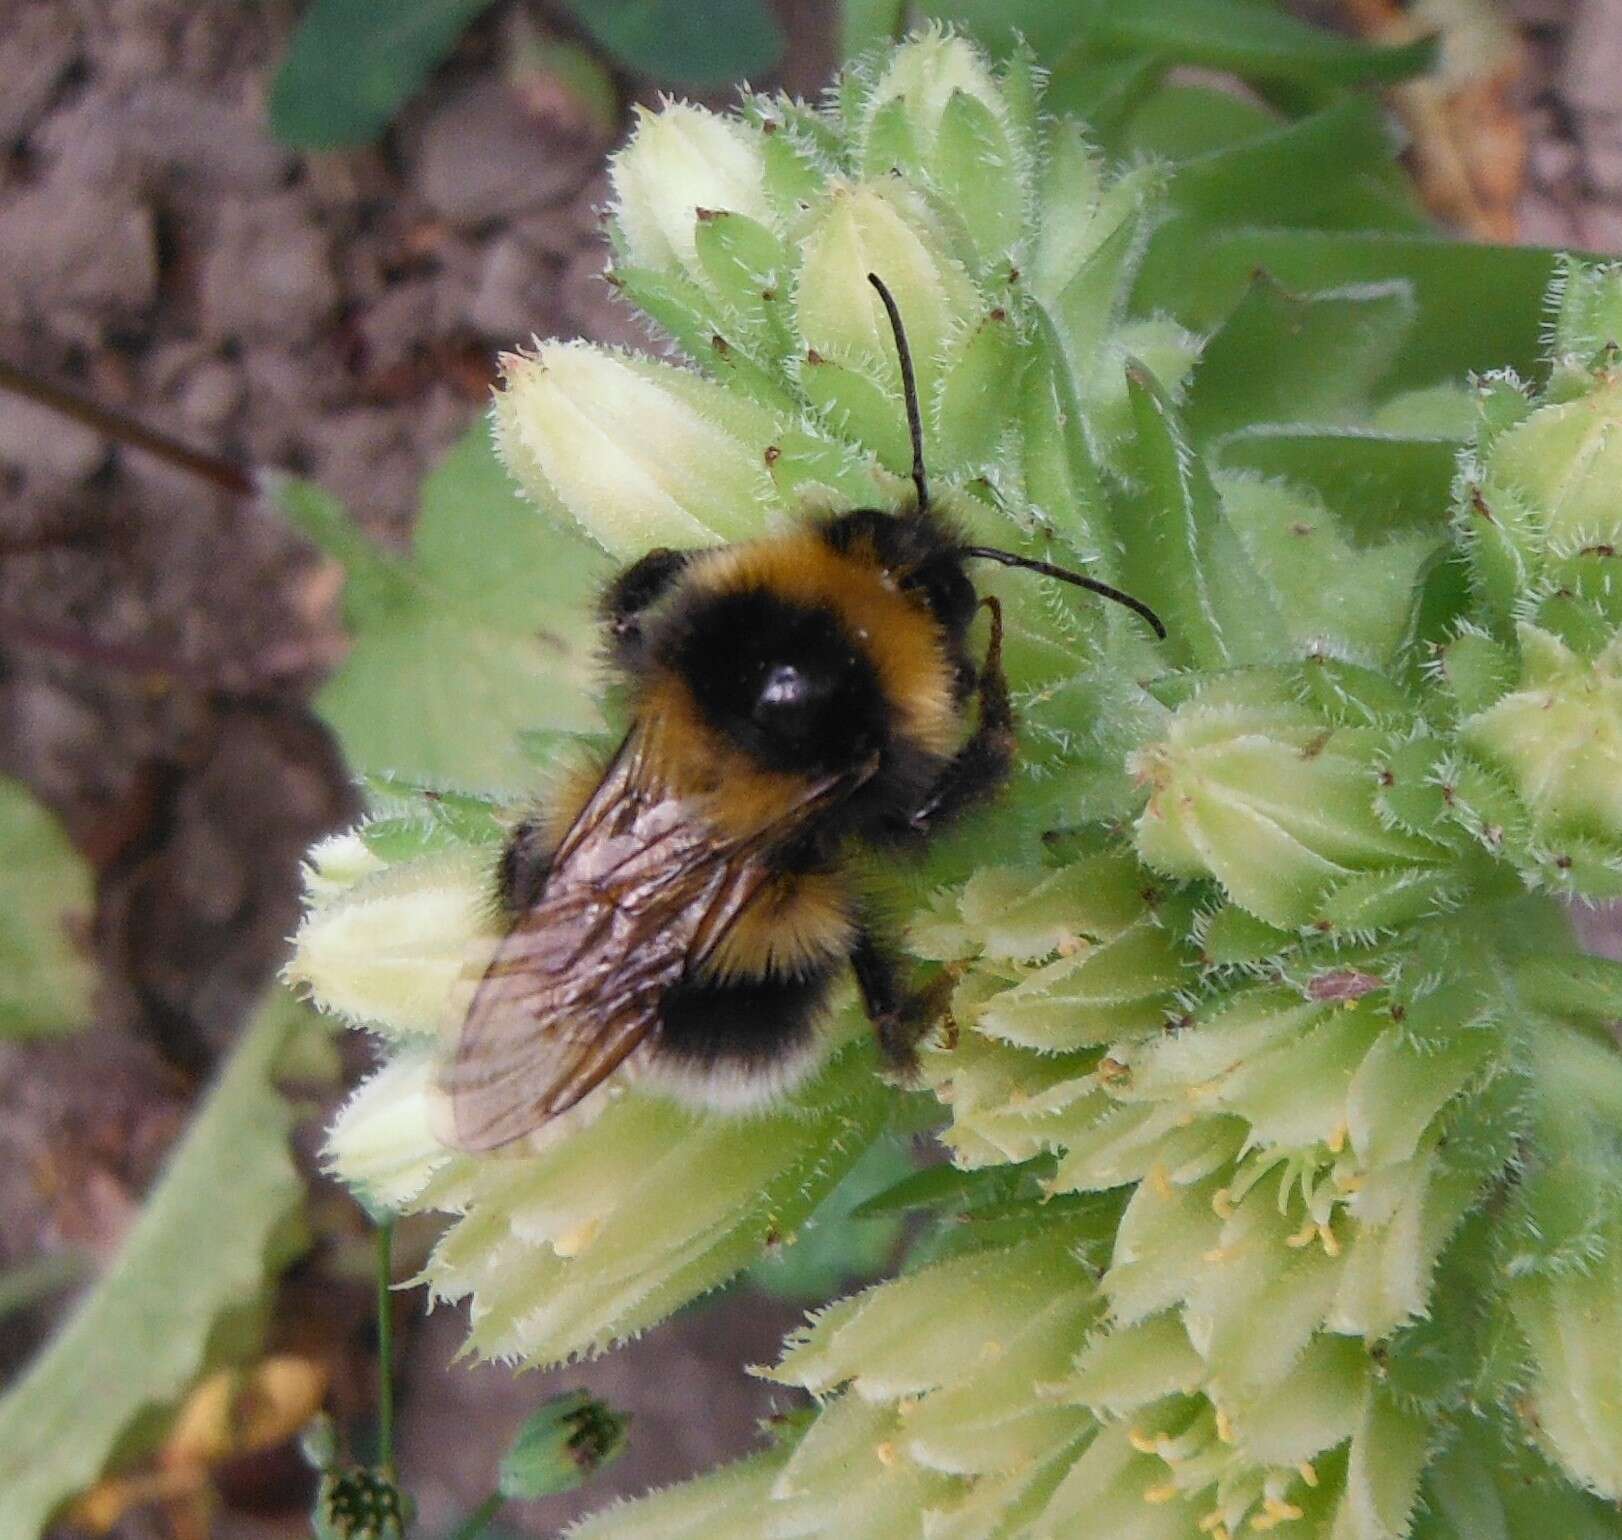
[663,588,888,775]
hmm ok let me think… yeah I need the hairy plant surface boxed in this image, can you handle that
[291,31,1622,1538]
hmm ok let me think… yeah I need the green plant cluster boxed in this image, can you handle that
[288,26,1622,1538]
[9,6,1622,1537]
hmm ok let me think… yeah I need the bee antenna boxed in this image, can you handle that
[961,546,1168,640]
[0,357,254,499]
[866,273,929,513]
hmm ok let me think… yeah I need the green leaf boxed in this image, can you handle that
[1418,1416,1622,1540]
[0,991,307,1539]
[1020,313,1108,567]
[746,1135,914,1301]
[1166,97,1415,233]
[1215,427,1460,541]
[1042,53,1165,150]
[842,0,905,58]
[268,0,497,149]
[560,0,783,88]
[1086,0,1436,87]
[926,0,1433,86]
[1185,273,1417,441]
[287,422,610,793]
[1111,363,1279,669]
[1134,230,1567,391]
[849,1154,1057,1218]
[1517,953,1622,1025]
[612,265,797,411]
[0,777,95,1038]
[920,0,1096,62]
[1212,473,1436,663]
[1116,81,1279,162]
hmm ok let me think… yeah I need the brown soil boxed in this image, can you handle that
[0,0,1616,1536]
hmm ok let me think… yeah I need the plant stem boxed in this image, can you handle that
[376,1220,396,1474]
[448,1492,505,1540]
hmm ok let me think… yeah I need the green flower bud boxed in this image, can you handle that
[1489,375,1622,547]
[314,1467,412,1540]
[499,1390,629,1498]
[287,844,497,1040]
[1461,324,1622,632]
[1132,681,1442,928]
[325,1050,455,1213]
[793,179,980,469]
[858,26,1027,271]
[610,103,771,284]
[1548,254,1622,369]
[861,26,1007,167]
[493,344,792,557]
[1461,626,1622,891]
[1509,1236,1622,1502]
[1031,129,1163,367]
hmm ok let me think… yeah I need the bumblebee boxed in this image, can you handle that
[442,276,1165,1151]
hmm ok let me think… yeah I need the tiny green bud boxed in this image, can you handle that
[1483,371,1622,549]
[1548,255,1622,368]
[314,1466,412,1540]
[862,26,1007,161]
[1463,349,1622,634]
[499,1390,630,1498]
[1461,626,1622,876]
[610,103,771,283]
[857,27,1024,270]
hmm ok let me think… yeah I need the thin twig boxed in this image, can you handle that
[0,609,219,690]
[0,358,256,499]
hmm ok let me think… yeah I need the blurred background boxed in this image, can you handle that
[1,0,1619,1535]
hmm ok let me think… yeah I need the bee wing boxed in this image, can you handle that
[440,735,852,1151]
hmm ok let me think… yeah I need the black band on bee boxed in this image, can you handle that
[658,960,838,1073]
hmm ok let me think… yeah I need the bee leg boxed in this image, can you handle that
[496,817,552,912]
[852,928,958,1073]
[908,595,1015,834]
